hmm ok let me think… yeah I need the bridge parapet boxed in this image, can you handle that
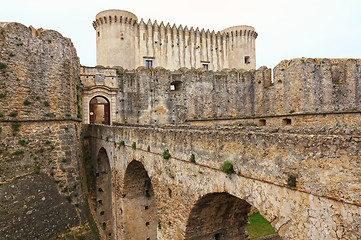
[85,124,361,239]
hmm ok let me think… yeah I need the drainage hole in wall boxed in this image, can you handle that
[283,118,292,125]
[146,221,150,226]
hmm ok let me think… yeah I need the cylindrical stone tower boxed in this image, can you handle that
[221,25,257,70]
[93,10,138,69]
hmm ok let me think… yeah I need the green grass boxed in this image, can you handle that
[245,212,276,239]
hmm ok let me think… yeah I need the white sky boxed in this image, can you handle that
[1,0,360,69]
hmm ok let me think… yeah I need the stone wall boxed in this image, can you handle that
[255,58,361,115]
[86,124,361,240]
[91,58,360,127]
[0,22,97,239]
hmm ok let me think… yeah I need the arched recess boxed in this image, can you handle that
[95,147,113,239]
[90,96,110,125]
[184,192,252,240]
[123,160,158,240]
[82,86,117,125]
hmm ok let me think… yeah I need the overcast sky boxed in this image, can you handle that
[1,0,360,69]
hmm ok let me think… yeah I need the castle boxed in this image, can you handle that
[93,9,257,70]
[0,9,360,240]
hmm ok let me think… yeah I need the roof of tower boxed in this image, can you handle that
[220,25,258,38]
[93,9,138,29]
[96,9,138,21]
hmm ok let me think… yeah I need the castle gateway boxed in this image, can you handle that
[93,9,257,70]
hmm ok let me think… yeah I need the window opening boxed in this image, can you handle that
[145,60,153,68]
[202,64,209,70]
[245,56,250,64]
[97,32,100,37]
[170,81,182,91]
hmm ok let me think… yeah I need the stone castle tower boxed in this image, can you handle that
[93,9,258,70]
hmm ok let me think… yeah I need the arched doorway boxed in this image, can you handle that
[95,148,113,239]
[89,96,110,125]
[123,160,158,240]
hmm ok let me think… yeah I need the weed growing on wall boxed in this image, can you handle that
[221,160,234,174]
[190,154,196,163]
[287,175,297,188]
[23,99,31,105]
[9,112,17,118]
[0,62,6,69]
[13,150,24,155]
[11,122,21,131]
[163,149,171,159]
[34,163,40,174]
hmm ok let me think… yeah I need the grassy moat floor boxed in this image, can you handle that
[246,212,278,239]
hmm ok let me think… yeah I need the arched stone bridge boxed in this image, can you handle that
[85,124,361,240]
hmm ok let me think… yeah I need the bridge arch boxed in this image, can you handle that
[184,192,251,240]
[95,147,113,239]
[123,160,158,240]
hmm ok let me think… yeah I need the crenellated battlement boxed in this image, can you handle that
[135,18,227,43]
[81,58,361,127]
[95,9,257,70]
[93,9,138,29]
[221,25,258,39]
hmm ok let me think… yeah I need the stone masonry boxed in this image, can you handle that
[0,12,361,240]
[0,22,97,239]
[86,124,361,239]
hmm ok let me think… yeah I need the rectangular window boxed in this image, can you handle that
[245,56,250,64]
[145,60,153,68]
[202,64,208,70]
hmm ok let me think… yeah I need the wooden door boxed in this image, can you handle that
[104,103,110,125]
